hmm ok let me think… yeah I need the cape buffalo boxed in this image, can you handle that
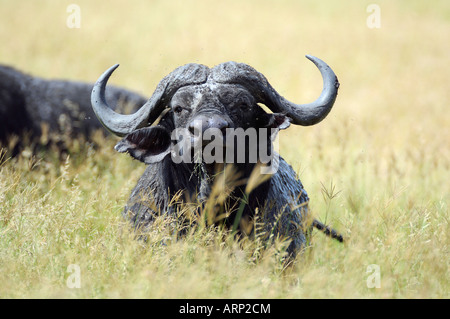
[91,56,343,257]
[0,64,147,155]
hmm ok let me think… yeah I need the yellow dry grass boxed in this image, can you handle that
[0,0,448,298]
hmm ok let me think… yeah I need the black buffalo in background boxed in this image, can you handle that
[0,64,146,156]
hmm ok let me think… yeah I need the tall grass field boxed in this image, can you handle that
[0,0,448,298]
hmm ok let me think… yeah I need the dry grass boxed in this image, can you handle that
[0,0,449,298]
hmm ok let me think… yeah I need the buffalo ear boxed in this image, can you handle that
[115,126,171,164]
[257,112,291,142]
[258,112,291,130]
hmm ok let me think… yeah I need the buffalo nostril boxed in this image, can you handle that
[212,118,229,133]
[218,123,229,138]
[189,116,229,137]
[188,119,203,136]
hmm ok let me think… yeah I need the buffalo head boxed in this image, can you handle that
[90,57,344,252]
[91,56,339,168]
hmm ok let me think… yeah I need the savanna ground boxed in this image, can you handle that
[0,0,448,298]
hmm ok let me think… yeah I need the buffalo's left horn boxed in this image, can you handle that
[273,55,340,126]
[213,56,339,126]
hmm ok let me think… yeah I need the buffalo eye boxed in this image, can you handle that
[173,105,183,114]
[239,101,251,112]
[237,101,251,112]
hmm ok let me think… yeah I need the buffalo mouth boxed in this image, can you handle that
[172,126,276,170]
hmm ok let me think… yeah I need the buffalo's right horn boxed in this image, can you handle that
[91,64,164,137]
[91,63,210,137]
